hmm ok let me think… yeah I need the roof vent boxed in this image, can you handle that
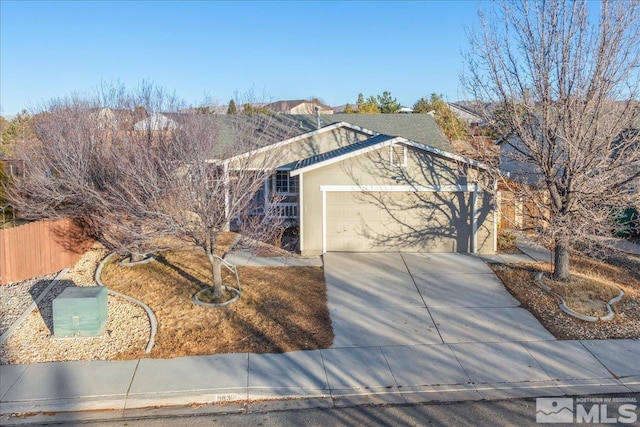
[315,105,322,129]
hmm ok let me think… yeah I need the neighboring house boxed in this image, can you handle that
[133,113,179,131]
[495,133,543,185]
[496,126,640,188]
[265,100,334,115]
[495,124,640,232]
[225,115,496,255]
[616,128,640,196]
[332,104,355,113]
[448,102,488,128]
[89,108,119,131]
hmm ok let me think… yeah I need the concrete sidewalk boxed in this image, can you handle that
[224,251,323,267]
[601,237,640,255]
[478,232,553,264]
[1,340,639,424]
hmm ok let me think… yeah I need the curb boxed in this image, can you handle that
[95,253,158,353]
[533,272,623,322]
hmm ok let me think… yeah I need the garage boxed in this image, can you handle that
[285,131,495,256]
[323,186,477,253]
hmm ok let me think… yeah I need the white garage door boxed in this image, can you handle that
[325,191,473,252]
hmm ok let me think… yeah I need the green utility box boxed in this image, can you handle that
[53,286,108,337]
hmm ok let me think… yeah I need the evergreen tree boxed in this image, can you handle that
[227,99,237,115]
[355,93,381,114]
[413,94,469,141]
[1,111,35,157]
[377,91,400,113]
[361,96,381,114]
[355,93,366,112]
[412,97,431,114]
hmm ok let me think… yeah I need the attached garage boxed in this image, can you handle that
[323,186,478,253]
[285,133,495,256]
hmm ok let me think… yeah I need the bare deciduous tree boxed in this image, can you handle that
[9,84,300,301]
[160,110,298,299]
[464,0,640,279]
[8,83,183,261]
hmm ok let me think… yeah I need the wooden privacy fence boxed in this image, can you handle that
[498,190,548,231]
[0,219,93,285]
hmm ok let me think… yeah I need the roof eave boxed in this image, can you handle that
[290,136,490,177]
[290,136,402,176]
[397,138,491,170]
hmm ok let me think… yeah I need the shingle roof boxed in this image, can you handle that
[281,134,396,171]
[287,114,453,152]
[164,113,453,153]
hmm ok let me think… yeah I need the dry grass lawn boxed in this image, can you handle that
[490,254,640,340]
[100,243,333,360]
[541,274,620,317]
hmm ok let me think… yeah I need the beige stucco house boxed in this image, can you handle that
[264,100,334,115]
[227,117,496,256]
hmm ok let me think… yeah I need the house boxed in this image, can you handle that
[494,133,543,185]
[448,102,488,128]
[133,113,179,131]
[225,115,496,255]
[264,100,334,115]
[494,117,640,233]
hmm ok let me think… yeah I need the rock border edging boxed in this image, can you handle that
[192,285,241,307]
[533,271,623,322]
[192,257,242,307]
[118,254,156,267]
[95,253,158,353]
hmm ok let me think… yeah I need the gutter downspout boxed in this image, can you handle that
[471,183,479,254]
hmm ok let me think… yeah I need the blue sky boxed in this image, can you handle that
[0,1,482,116]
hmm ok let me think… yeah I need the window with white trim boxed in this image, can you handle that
[273,171,299,194]
[390,144,407,167]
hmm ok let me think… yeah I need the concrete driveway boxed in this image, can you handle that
[318,251,639,400]
[323,252,556,348]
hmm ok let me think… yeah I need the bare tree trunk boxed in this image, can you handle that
[207,250,223,299]
[553,240,570,281]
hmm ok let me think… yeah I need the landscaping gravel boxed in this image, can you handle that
[0,245,150,365]
[0,274,55,336]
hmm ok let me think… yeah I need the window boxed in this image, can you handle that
[390,144,407,167]
[274,171,299,194]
